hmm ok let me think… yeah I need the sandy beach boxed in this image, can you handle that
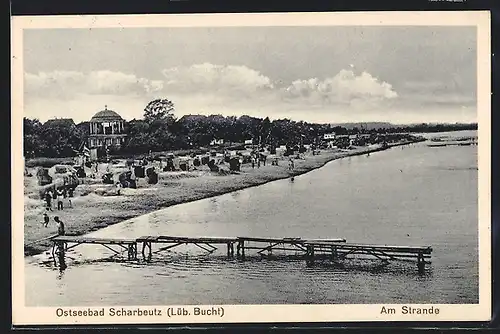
[23,141,419,256]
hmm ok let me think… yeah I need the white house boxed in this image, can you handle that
[88,106,127,148]
[244,139,253,145]
[323,133,336,140]
[210,139,224,146]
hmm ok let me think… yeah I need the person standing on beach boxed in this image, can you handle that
[54,216,65,236]
[41,212,49,227]
[56,188,64,210]
[44,190,53,211]
[67,187,74,208]
[115,182,122,196]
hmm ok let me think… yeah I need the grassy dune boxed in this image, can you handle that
[23,142,418,256]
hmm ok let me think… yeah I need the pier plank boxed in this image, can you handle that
[51,236,137,244]
[140,236,238,243]
[304,238,347,243]
[238,237,346,243]
[307,242,432,253]
[136,236,159,242]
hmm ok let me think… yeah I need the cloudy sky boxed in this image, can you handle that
[23,26,477,124]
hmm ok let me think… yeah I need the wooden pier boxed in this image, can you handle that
[303,242,432,273]
[51,236,138,260]
[136,236,239,261]
[50,235,432,273]
[235,237,346,260]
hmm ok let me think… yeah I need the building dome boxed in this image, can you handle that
[88,105,127,149]
[90,106,123,121]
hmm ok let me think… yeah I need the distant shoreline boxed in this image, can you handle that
[23,139,424,257]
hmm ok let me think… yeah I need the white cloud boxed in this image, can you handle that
[282,70,398,105]
[85,71,164,95]
[24,70,163,100]
[161,63,274,97]
[24,94,151,123]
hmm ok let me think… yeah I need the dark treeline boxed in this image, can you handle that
[384,122,477,134]
[23,99,478,158]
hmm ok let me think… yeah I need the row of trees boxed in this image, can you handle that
[24,118,86,158]
[23,98,478,158]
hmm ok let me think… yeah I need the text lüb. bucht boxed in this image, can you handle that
[166,306,224,317]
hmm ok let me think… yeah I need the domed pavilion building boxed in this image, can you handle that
[88,106,127,148]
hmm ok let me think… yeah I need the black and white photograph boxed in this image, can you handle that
[12,12,491,325]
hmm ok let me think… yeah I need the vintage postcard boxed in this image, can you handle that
[11,11,491,326]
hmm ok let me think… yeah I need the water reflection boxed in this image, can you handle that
[209,197,219,212]
[56,252,67,274]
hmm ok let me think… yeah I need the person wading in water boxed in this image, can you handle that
[53,216,67,254]
[54,216,65,236]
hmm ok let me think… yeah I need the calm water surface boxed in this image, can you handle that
[25,131,479,305]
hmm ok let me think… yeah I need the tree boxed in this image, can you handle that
[206,114,230,142]
[144,98,176,124]
[23,118,44,157]
[76,121,90,149]
[138,98,178,151]
[260,117,272,144]
[40,118,81,157]
[176,115,211,147]
[237,115,261,141]
[148,118,176,151]
[123,119,150,153]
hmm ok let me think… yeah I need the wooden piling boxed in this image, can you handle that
[330,245,337,262]
[306,244,315,266]
[127,243,137,260]
[417,252,425,274]
[141,241,152,261]
[240,240,246,260]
